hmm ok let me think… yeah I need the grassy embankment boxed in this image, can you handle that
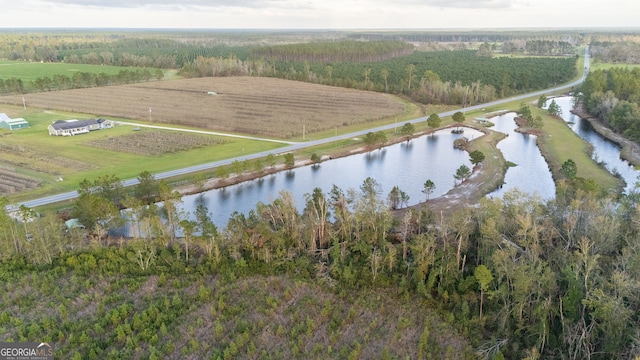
[448,102,621,204]
[292,100,450,158]
[472,50,621,196]
[535,106,623,192]
[539,51,624,192]
[485,104,620,193]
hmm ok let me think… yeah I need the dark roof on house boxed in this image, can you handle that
[50,119,99,131]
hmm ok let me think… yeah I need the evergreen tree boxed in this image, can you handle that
[454,164,471,184]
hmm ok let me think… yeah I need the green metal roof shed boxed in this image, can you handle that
[65,219,85,229]
[0,113,29,130]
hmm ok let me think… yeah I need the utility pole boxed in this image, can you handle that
[22,97,26,110]
[148,107,152,122]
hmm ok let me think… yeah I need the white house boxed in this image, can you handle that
[48,118,113,136]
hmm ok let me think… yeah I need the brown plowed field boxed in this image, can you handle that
[2,77,406,139]
[0,167,40,195]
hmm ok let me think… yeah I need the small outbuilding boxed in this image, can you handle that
[0,113,29,130]
[65,219,85,230]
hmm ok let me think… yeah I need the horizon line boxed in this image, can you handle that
[0,26,639,32]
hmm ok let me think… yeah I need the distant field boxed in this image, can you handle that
[0,60,151,81]
[0,77,410,200]
[590,62,640,71]
[1,77,407,139]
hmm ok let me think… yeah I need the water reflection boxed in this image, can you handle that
[489,112,556,200]
[365,148,387,164]
[553,96,640,193]
[174,98,638,231]
[178,127,483,228]
[124,96,640,236]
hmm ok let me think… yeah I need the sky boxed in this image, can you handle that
[0,0,638,29]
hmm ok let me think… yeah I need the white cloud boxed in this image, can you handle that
[18,0,313,9]
[387,0,516,9]
[0,0,638,28]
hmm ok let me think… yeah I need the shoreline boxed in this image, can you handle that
[571,106,640,168]
[175,123,508,217]
[175,124,506,216]
[174,123,459,196]
[398,125,507,216]
[168,101,638,221]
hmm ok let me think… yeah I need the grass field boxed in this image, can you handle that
[0,105,286,201]
[0,60,159,81]
[534,105,622,191]
[589,61,640,71]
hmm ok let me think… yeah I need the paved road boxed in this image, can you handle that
[6,47,590,211]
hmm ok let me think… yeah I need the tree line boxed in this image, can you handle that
[0,32,577,107]
[176,49,576,107]
[0,30,529,64]
[522,40,575,56]
[0,32,251,68]
[0,68,162,95]
[345,30,587,45]
[579,67,640,142]
[0,31,128,63]
[57,44,252,69]
[266,50,576,104]
[250,41,414,63]
[589,41,640,64]
[2,156,640,358]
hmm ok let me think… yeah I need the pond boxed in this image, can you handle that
[121,127,484,233]
[552,96,639,193]
[123,96,640,234]
[488,112,556,201]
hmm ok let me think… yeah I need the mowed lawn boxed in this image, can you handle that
[460,97,622,194]
[533,106,622,192]
[0,60,154,81]
[0,105,285,202]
